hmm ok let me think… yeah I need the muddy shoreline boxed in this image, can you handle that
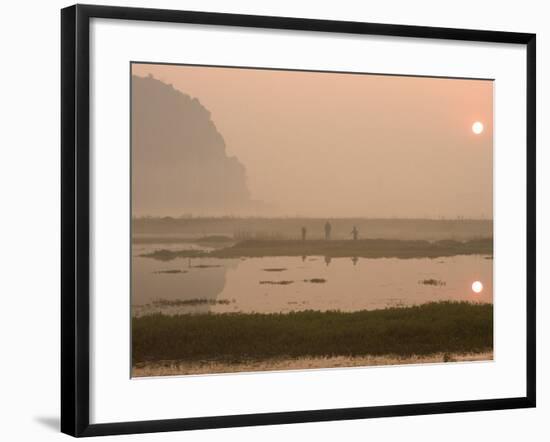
[133,352,493,377]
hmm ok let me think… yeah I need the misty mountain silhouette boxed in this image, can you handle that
[132,74,255,215]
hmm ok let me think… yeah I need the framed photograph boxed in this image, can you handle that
[61,4,536,437]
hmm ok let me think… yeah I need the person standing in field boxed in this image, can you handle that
[351,226,359,240]
[301,226,307,241]
[324,221,332,240]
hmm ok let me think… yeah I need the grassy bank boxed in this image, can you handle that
[132,302,493,365]
[140,238,493,261]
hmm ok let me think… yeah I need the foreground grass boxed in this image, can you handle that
[132,302,492,365]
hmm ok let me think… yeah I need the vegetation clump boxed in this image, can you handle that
[140,249,207,261]
[151,298,232,307]
[132,301,493,365]
[418,278,446,286]
[259,280,294,285]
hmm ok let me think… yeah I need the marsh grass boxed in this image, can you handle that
[140,249,207,261]
[419,278,446,286]
[151,298,233,307]
[259,280,294,285]
[132,301,493,365]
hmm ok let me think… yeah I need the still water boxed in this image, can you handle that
[132,243,493,316]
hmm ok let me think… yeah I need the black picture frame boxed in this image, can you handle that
[61,4,536,437]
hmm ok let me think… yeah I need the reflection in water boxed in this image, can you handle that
[132,243,493,316]
[472,280,484,293]
[132,243,238,314]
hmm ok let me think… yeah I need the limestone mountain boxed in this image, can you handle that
[132,74,253,216]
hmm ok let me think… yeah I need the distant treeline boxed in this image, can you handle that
[133,217,493,241]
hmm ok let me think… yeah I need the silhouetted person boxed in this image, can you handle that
[351,256,359,266]
[302,255,307,262]
[324,221,332,240]
[301,226,307,241]
[351,226,359,240]
[324,255,332,266]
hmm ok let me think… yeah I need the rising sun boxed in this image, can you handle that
[472,121,484,135]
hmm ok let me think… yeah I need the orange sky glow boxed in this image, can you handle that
[132,63,493,218]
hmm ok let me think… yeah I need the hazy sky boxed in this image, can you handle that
[132,63,493,219]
